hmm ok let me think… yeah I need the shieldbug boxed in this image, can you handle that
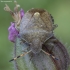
[9,8,58,61]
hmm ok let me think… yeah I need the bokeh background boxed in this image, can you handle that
[0,0,70,70]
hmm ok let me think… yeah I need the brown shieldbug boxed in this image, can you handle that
[10,8,58,61]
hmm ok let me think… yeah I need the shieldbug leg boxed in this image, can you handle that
[53,24,58,30]
[9,50,31,62]
[41,49,58,60]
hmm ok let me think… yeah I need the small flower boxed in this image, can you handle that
[8,22,19,43]
[20,8,24,19]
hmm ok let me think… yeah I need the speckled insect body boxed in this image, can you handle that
[20,9,57,54]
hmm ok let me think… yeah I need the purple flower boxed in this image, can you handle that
[20,8,24,19]
[8,22,19,43]
[8,9,24,43]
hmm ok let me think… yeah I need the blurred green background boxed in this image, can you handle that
[0,0,70,70]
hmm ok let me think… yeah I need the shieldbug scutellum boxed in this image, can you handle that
[4,1,70,70]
